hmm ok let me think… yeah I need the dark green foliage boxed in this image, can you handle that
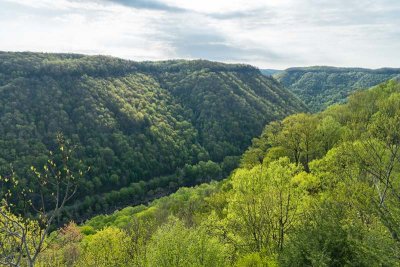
[0,52,305,221]
[63,159,236,221]
[156,66,304,161]
[26,80,400,267]
[275,66,400,112]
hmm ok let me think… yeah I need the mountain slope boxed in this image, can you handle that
[35,80,400,267]
[274,66,400,111]
[0,52,305,219]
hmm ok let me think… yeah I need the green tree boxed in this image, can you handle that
[78,227,131,267]
[227,158,303,255]
[0,134,82,267]
[147,218,227,267]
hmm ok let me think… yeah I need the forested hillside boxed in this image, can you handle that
[10,78,398,266]
[275,66,400,111]
[0,52,305,221]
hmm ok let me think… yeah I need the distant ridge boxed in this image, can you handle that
[274,66,400,111]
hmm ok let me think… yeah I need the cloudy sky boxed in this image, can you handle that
[1,0,399,69]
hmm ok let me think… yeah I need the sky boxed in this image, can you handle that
[0,0,399,69]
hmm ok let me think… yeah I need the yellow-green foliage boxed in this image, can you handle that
[227,158,304,254]
[78,227,131,267]
[0,207,42,266]
[147,218,228,267]
[11,80,400,266]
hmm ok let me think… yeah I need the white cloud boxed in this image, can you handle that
[0,0,399,68]
[0,0,174,60]
[162,0,274,13]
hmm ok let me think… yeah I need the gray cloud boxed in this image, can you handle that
[206,9,272,20]
[300,0,400,27]
[104,0,185,12]
[156,18,289,63]
[1,0,400,68]
[176,39,284,62]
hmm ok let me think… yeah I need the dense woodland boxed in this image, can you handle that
[2,78,400,266]
[1,52,400,266]
[275,66,400,111]
[0,52,305,222]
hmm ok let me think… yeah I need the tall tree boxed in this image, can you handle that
[0,134,82,267]
[227,158,303,254]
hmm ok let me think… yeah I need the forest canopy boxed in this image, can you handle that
[275,66,400,111]
[14,79,399,267]
[0,52,305,222]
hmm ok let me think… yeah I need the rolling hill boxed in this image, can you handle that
[0,52,306,219]
[274,66,400,111]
